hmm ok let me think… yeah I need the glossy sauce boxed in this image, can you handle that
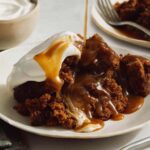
[112,114,124,121]
[108,100,124,121]
[84,0,88,42]
[67,74,125,125]
[35,0,145,132]
[34,39,70,91]
[67,74,106,117]
[123,95,144,114]
[74,94,144,132]
[67,74,145,125]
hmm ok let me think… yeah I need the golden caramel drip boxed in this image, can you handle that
[75,119,104,132]
[124,95,144,114]
[111,113,124,121]
[84,0,88,42]
[34,38,71,91]
[108,100,124,121]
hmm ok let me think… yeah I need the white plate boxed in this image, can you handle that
[91,0,150,48]
[0,45,150,139]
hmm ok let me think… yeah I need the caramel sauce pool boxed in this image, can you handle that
[75,95,144,132]
[111,113,124,121]
[75,119,104,132]
[112,96,144,120]
[123,95,144,114]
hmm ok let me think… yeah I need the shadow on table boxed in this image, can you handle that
[25,128,143,150]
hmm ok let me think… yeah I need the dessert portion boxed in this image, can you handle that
[7,31,150,132]
[115,0,150,41]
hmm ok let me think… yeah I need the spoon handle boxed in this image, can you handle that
[0,120,29,150]
[0,126,12,148]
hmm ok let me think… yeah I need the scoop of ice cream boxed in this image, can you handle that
[7,31,82,90]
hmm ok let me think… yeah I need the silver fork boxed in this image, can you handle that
[96,0,150,37]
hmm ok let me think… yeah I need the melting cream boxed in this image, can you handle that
[7,31,82,90]
[34,35,81,91]
[76,123,103,133]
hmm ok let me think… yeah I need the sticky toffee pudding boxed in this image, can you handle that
[115,0,150,41]
[10,33,150,132]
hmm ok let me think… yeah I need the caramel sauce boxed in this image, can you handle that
[67,73,125,124]
[67,74,106,118]
[91,119,104,125]
[123,95,144,114]
[108,100,124,121]
[65,72,145,132]
[75,95,144,132]
[75,119,104,132]
[84,0,88,42]
[34,40,70,91]
[111,114,124,121]
[34,0,145,132]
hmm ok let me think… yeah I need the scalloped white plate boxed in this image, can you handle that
[91,0,150,48]
[0,44,150,139]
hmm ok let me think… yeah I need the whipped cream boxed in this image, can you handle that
[7,31,82,90]
[0,0,35,20]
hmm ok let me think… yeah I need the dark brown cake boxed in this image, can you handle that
[115,0,150,29]
[80,34,120,73]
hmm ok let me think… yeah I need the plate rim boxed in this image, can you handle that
[0,113,150,139]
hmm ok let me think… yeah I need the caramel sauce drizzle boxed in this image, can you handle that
[108,100,124,121]
[123,95,144,114]
[111,95,144,120]
[34,38,71,91]
[84,0,88,42]
[75,119,104,132]
[75,95,144,132]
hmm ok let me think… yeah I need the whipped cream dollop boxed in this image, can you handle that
[7,31,82,90]
[0,0,35,20]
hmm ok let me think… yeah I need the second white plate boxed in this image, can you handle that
[91,0,150,48]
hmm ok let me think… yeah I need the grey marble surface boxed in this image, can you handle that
[5,0,150,149]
